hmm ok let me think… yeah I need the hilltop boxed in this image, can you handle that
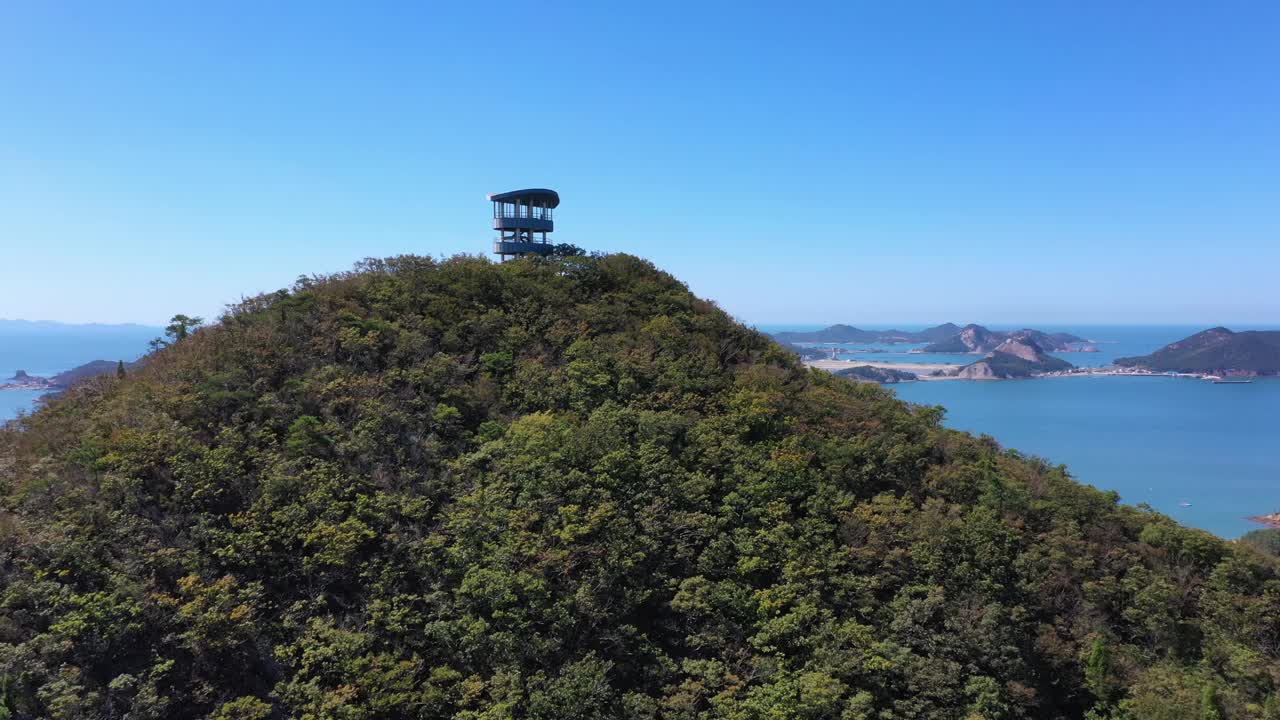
[955,337,1075,379]
[1116,327,1280,376]
[1,255,1277,718]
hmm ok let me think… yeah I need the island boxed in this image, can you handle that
[776,322,1087,382]
[834,365,919,383]
[920,324,1086,353]
[0,370,55,390]
[952,337,1074,379]
[773,322,1088,353]
[1115,327,1280,376]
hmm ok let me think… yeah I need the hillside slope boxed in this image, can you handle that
[2,255,1278,719]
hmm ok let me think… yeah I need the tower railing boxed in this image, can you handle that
[492,207,554,221]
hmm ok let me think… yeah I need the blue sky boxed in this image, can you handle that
[2,2,1277,326]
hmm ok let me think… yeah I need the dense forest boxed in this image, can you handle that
[1,254,1278,719]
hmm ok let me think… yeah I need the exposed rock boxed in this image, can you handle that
[993,338,1042,362]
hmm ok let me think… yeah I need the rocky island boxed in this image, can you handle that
[0,370,56,390]
[951,336,1074,379]
[1116,327,1280,376]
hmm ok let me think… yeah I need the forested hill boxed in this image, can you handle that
[2,254,1278,719]
[1116,327,1280,375]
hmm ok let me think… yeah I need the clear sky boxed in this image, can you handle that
[2,2,1277,327]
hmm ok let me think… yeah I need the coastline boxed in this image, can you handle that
[805,358,1276,383]
[1248,513,1280,529]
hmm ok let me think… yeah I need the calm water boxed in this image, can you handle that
[762,325,1279,538]
[894,376,1279,539]
[0,322,157,422]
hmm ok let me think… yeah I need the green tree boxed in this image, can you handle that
[1201,684,1222,720]
[0,254,1278,718]
[1241,529,1280,557]
[165,313,204,342]
[1264,693,1280,720]
[150,313,205,350]
[1084,638,1114,704]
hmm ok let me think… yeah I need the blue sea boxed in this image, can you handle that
[762,325,1280,539]
[0,321,157,422]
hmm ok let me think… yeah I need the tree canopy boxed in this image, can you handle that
[1,254,1277,719]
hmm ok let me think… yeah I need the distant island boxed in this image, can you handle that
[772,322,1091,353]
[951,336,1075,379]
[920,324,1087,353]
[789,324,1280,383]
[1,360,134,391]
[835,365,919,383]
[774,322,1088,381]
[1116,327,1280,376]
[772,323,962,344]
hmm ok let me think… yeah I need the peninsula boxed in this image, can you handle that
[1116,327,1280,376]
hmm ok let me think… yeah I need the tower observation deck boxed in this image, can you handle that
[489,188,559,260]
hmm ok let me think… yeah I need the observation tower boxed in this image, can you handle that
[489,188,559,260]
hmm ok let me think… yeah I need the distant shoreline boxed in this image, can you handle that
[805,357,1274,383]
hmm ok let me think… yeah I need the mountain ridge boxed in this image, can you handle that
[1116,327,1280,375]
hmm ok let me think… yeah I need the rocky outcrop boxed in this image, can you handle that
[992,338,1042,362]
[1,370,55,390]
[955,361,1000,380]
[955,337,1074,379]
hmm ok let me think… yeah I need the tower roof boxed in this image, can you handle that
[487,188,560,208]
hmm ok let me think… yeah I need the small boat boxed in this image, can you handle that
[1178,501,1192,508]
[1213,378,1253,384]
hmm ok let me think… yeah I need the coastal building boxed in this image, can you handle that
[489,188,559,261]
